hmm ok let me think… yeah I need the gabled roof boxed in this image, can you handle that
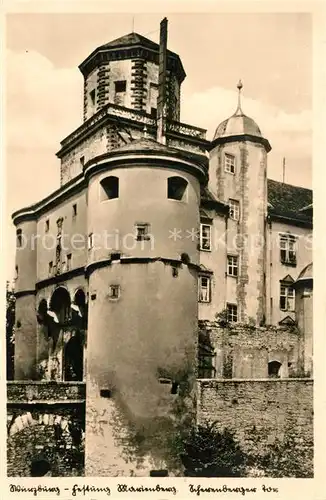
[267,179,312,225]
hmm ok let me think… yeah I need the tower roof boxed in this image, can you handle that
[211,81,271,152]
[79,31,186,82]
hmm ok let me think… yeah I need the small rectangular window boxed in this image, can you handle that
[200,224,211,251]
[114,80,127,106]
[66,254,72,271]
[229,199,240,221]
[48,261,53,276]
[115,80,126,93]
[224,153,236,174]
[227,255,238,277]
[72,204,77,217]
[90,89,96,106]
[198,276,211,303]
[16,229,22,248]
[88,233,94,250]
[80,156,85,167]
[109,284,120,299]
[280,284,295,311]
[135,223,150,241]
[45,219,50,233]
[227,303,238,323]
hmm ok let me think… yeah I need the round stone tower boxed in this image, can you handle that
[84,137,207,475]
[13,217,37,379]
[209,81,271,325]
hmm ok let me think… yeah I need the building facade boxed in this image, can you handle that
[8,23,313,476]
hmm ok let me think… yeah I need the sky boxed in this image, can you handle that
[5,12,312,279]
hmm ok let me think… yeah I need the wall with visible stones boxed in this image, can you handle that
[197,378,313,462]
[7,382,85,477]
[199,323,304,379]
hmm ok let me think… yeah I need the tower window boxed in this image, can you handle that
[280,284,295,311]
[88,233,94,250]
[227,255,238,277]
[45,219,50,233]
[198,276,211,303]
[66,254,72,271]
[48,261,53,276]
[100,176,119,201]
[200,224,211,251]
[114,80,126,106]
[115,80,126,93]
[150,107,157,118]
[279,234,297,266]
[90,89,96,106]
[167,176,188,201]
[135,223,150,241]
[227,303,238,323]
[224,153,236,174]
[15,265,18,280]
[109,285,120,299]
[229,199,240,221]
[16,229,22,248]
[72,204,77,217]
[80,156,85,168]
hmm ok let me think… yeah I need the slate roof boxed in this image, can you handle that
[267,179,312,225]
[99,32,160,52]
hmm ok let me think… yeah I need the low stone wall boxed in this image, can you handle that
[7,382,85,477]
[197,378,313,457]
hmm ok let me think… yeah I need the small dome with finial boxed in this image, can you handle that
[213,80,263,141]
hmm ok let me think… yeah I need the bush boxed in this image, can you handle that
[177,421,246,477]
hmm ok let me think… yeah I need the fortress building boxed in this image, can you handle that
[8,19,313,477]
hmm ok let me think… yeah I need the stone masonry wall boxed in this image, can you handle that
[199,322,303,379]
[7,382,85,477]
[197,378,313,458]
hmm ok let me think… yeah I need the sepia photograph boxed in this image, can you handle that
[5,10,314,480]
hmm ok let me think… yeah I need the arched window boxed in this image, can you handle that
[73,289,87,328]
[100,176,119,201]
[167,176,188,201]
[50,287,71,324]
[268,360,282,378]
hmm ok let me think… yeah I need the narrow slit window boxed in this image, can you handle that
[45,219,50,233]
[88,233,94,250]
[167,176,188,201]
[16,229,22,248]
[48,261,53,276]
[66,254,72,271]
[100,176,119,201]
[90,89,96,106]
[72,204,77,217]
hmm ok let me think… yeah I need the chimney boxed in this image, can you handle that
[157,18,168,144]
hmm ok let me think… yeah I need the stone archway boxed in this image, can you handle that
[7,412,84,477]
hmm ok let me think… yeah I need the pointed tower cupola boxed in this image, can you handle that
[208,81,271,326]
[211,81,271,152]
